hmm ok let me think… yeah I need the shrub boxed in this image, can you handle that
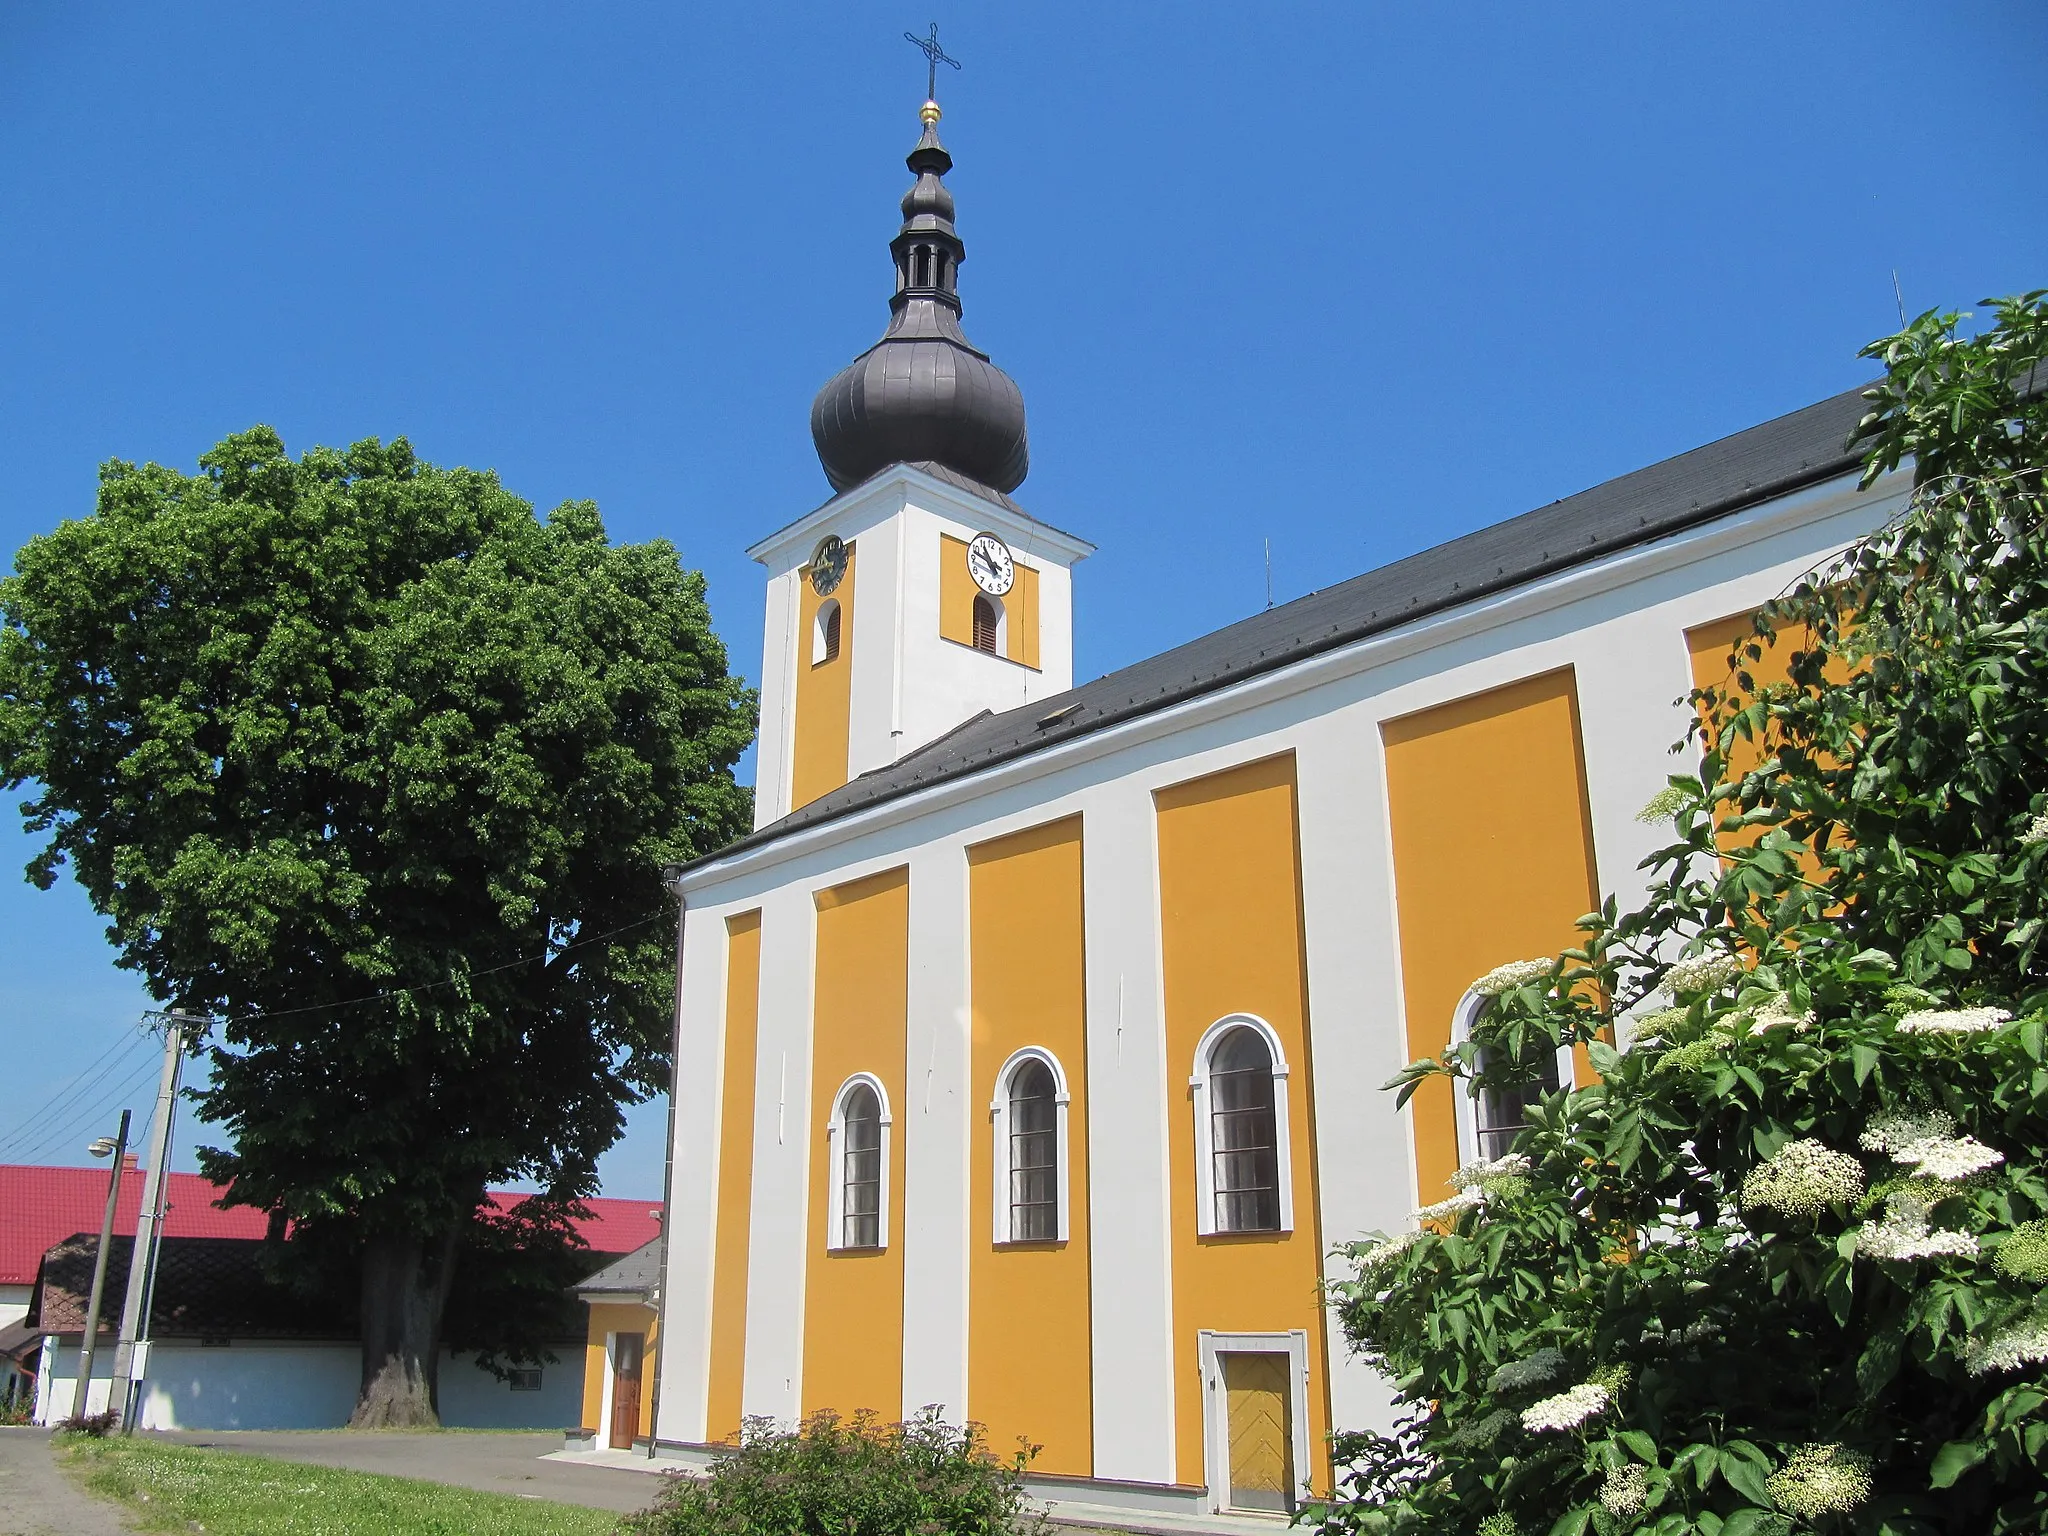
[620,1407,1045,1536]
[56,1408,121,1437]
[1321,293,2048,1534]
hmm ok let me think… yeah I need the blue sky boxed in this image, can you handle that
[2,2,2043,1198]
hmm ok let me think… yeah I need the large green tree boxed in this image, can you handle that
[0,428,755,1424]
[1324,293,2048,1534]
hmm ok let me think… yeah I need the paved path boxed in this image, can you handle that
[0,1428,137,1536]
[154,1428,668,1514]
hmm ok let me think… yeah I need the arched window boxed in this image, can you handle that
[813,599,842,665]
[1189,1016,1295,1236]
[972,594,1001,654]
[826,1074,891,1251]
[990,1049,1071,1243]
[1450,991,1570,1167]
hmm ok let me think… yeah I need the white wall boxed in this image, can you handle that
[35,1341,581,1430]
[0,1283,30,1330]
[664,467,1906,1466]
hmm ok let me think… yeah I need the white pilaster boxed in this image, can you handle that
[898,843,972,1418]
[1080,781,1179,1483]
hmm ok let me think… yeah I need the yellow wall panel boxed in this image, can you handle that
[793,546,856,810]
[941,533,975,648]
[706,910,763,1444]
[940,532,1039,669]
[1154,754,1330,1494]
[1381,668,1601,1201]
[800,868,910,1420]
[966,816,1091,1474]
[1008,562,1040,670]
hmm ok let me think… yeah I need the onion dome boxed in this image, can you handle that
[810,101,1029,495]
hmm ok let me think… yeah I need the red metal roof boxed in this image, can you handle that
[1,1163,661,1288]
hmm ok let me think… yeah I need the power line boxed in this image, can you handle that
[11,1053,166,1167]
[0,1026,158,1159]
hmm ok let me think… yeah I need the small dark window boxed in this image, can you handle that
[1473,1002,1561,1162]
[841,1083,882,1248]
[1007,1059,1059,1241]
[508,1368,543,1392]
[972,595,999,654]
[1210,1028,1281,1232]
[817,600,841,664]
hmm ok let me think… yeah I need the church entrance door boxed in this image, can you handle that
[608,1332,644,1450]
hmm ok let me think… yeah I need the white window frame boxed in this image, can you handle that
[1448,987,1576,1170]
[1198,1328,1312,1517]
[1189,1013,1294,1236]
[812,598,842,665]
[989,1045,1072,1244]
[825,1072,892,1252]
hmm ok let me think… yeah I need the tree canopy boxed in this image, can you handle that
[0,427,755,1422]
[1324,293,2048,1535]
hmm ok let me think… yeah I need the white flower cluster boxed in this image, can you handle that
[1635,783,1693,826]
[1858,1107,1956,1154]
[1486,1348,1566,1394]
[1665,952,1742,997]
[1965,1310,2048,1376]
[1857,1193,1979,1262]
[1352,1229,1422,1276]
[1894,1134,2004,1181]
[1677,1318,1722,1344]
[1473,958,1554,996]
[2021,812,2048,847]
[1766,1444,1872,1520]
[1741,1139,1866,1218]
[1414,1187,1486,1223]
[1747,994,1816,1035]
[1519,1381,1610,1433]
[1897,1005,2011,1035]
[1451,1153,1532,1192]
[1599,1464,1647,1519]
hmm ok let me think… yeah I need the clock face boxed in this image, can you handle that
[809,535,847,597]
[966,532,1015,596]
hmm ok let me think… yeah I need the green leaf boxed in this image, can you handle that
[1545,1510,1594,1536]
[1618,1430,1658,1463]
[1720,1443,1772,1508]
[1851,1041,1881,1085]
[1929,1439,1987,1489]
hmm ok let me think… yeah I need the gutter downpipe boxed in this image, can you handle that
[644,867,688,1457]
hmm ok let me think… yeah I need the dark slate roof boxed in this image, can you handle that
[574,1237,660,1301]
[705,377,1875,869]
[29,1234,351,1341]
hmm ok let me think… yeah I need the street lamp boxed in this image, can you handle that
[70,1110,131,1422]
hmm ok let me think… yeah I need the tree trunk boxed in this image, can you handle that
[350,1225,464,1428]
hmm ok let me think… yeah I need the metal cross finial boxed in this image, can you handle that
[904,22,960,103]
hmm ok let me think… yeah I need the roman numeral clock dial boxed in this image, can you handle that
[967,532,1015,596]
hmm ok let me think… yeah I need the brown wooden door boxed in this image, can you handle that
[609,1332,644,1449]
[1222,1352,1295,1513]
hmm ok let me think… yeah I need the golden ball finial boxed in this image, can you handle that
[920,99,942,126]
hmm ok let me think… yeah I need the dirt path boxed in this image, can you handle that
[0,1428,137,1536]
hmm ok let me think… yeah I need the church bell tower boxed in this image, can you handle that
[749,91,1092,829]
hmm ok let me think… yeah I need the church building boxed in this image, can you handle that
[642,92,1903,1525]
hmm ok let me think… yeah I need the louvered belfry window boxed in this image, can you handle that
[972,594,999,654]
[1210,1027,1282,1232]
[819,601,841,663]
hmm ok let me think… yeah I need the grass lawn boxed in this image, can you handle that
[60,1434,624,1536]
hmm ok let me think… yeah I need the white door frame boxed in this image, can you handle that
[1197,1329,1311,1516]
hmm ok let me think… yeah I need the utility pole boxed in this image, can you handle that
[109,1010,204,1431]
[69,1109,131,1422]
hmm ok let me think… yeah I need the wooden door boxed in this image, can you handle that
[609,1332,645,1450]
[1222,1352,1295,1512]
